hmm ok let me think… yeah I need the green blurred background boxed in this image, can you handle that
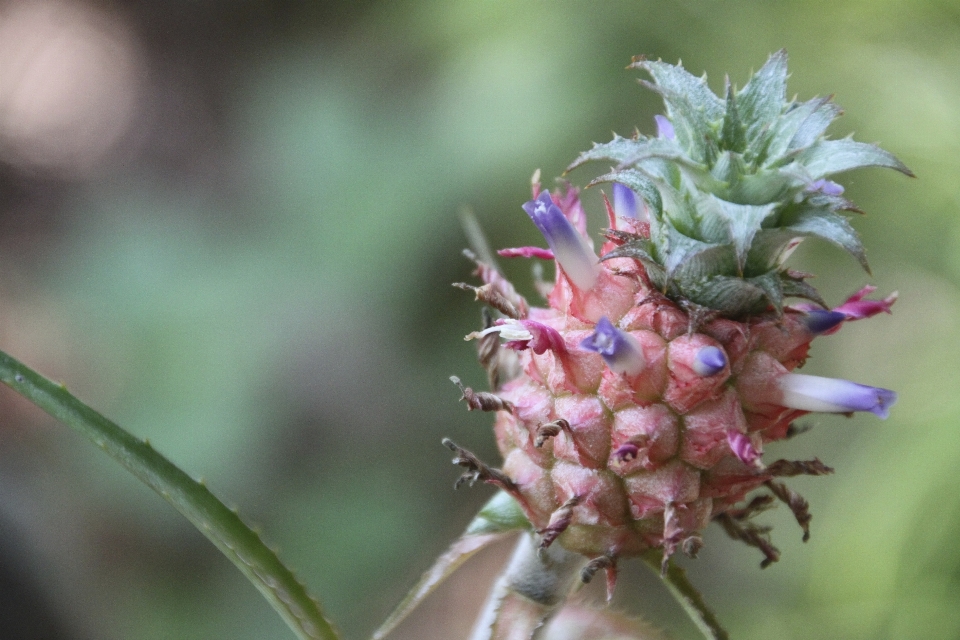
[0,0,956,638]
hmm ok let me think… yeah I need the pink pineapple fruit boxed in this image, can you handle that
[445,50,908,596]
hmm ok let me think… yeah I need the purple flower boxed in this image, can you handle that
[778,373,897,419]
[807,179,844,196]
[793,286,897,336]
[580,316,646,376]
[692,346,727,377]
[522,191,599,291]
[802,309,847,335]
[612,183,639,220]
[654,115,675,140]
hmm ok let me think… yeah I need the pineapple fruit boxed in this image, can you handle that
[449,50,908,585]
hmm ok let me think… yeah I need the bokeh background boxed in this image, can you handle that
[0,0,956,638]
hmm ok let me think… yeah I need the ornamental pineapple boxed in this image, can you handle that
[448,51,907,586]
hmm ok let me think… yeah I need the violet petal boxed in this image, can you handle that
[612,183,638,220]
[803,309,847,335]
[522,191,599,290]
[580,316,646,376]
[692,346,727,377]
[778,373,897,419]
[655,115,675,140]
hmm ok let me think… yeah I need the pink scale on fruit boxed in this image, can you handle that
[620,299,688,340]
[529,332,605,396]
[597,330,668,410]
[623,460,701,519]
[609,403,680,475]
[700,455,769,505]
[744,406,807,440]
[552,394,613,469]
[549,267,639,324]
[495,380,554,463]
[663,334,730,413]
[701,319,751,374]
[550,463,630,527]
[492,411,522,455]
[502,448,559,522]
[734,351,792,414]
[681,388,749,469]
[750,312,814,369]
[662,498,714,545]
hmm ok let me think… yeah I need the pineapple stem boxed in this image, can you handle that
[470,532,585,640]
[640,551,729,640]
[0,349,340,640]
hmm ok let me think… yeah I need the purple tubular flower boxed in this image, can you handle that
[727,431,760,465]
[778,373,897,419]
[522,191,599,291]
[612,183,638,220]
[580,316,646,376]
[807,179,844,196]
[803,309,847,335]
[692,346,726,377]
[654,114,675,140]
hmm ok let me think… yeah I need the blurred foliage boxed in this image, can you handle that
[0,0,958,639]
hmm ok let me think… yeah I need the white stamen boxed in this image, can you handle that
[465,320,533,343]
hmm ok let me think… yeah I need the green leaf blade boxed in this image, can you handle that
[634,59,724,164]
[784,207,869,272]
[0,350,340,640]
[707,196,779,273]
[736,50,788,148]
[721,81,747,153]
[797,138,914,178]
[566,135,648,173]
[588,169,663,218]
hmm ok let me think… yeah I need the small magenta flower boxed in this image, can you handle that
[612,183,639,220]
[497,246,555,260]
[580,316,645,376]
[778,373,897,418]
[467,319,565,355]
[727,431,760,465]
[522,191,599,291]
[654,114,675,139]
[833,285,898,320]
[692,346,726,377]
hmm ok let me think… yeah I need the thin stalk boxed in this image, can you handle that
[0,350,340,640]
[640,551,729,640]
[470,532,585,640]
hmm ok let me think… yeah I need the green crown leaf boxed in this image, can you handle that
[575,51,912,317]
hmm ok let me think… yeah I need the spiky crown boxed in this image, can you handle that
[567,50,912,317]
